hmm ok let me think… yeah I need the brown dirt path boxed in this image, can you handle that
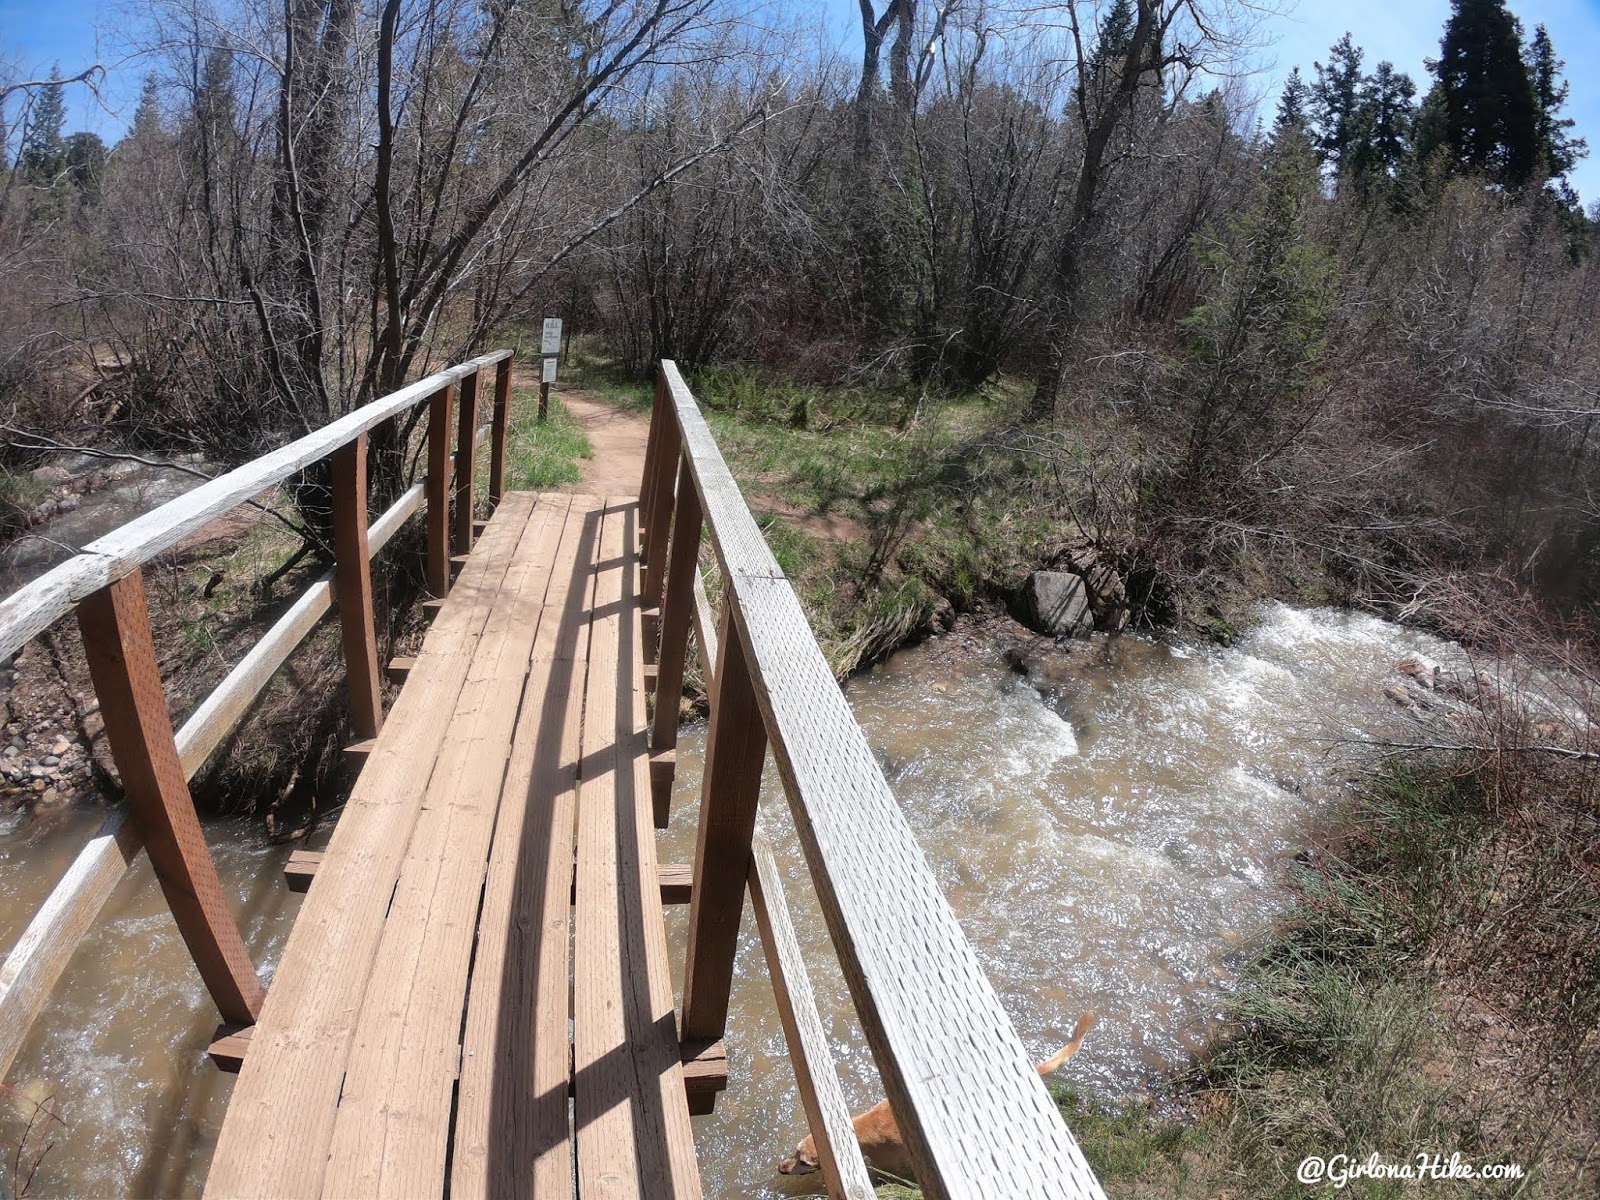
[559,388,649,496]
[520,372,869,551]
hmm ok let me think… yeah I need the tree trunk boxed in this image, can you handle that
[1031,0,1164,418]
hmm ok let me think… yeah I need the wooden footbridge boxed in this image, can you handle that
[0,354,1105,1198]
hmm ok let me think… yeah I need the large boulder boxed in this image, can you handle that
[1024,571,1094,637]
[1066,544,1130,632]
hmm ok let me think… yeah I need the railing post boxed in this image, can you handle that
[488,356,512,504]
[454,368,480,557]
[642,382,681,625]
[649,455,701,825]
[76,569,264,1025]
[681,598,767,1044]
[331,434,383,740]
[639,368,668,550]
[426,382,454,597]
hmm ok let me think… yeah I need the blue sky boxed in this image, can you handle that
[3,0,1598,201]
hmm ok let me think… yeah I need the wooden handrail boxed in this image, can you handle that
[0,351,510,664]
[0,353,513,1085]
[644,360,1106,1200]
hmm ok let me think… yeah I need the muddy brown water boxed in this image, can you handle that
[0,603,1462,1197]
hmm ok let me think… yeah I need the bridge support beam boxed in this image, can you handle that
[77,570,264,1025]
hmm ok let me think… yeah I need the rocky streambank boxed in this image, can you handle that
[0,718,100,835]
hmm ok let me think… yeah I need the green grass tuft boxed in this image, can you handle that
[502,390,593,490]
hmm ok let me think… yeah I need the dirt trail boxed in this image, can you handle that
[507,363,649,497]
[526,374,868,550]
[560,388,649,497]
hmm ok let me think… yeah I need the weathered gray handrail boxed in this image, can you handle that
[0,351,510,664]
[687,592,874,1198]
[643,360,1105,1200]
[0,351,513,1085]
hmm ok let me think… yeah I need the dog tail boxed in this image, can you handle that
[1035,1012,1097,1077]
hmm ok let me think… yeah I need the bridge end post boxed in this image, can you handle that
[639,367,669,551]
[489,357,512,504]
[649,455,702,826]
[331,434,384,740]
[454,369,480,557]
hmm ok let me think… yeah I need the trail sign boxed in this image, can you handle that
[541,356,557,384]
[541,318,563,357]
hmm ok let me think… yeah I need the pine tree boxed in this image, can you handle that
[1310,33,1364,176]
[1433,0,1539,187]
[64,131,107,203]
[1086,0,1135,80]
[18,67,68,183]
[1411,82,1450,169]
[184,47,239,168]
[129,73,165,143]
[1526,24,1585,182]
[1179,126,1334,489]
[1350,62,1417,188]
[1273,67,1310,139]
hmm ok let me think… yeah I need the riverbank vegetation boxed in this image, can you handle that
[868,731,1599,1199]
[3,0,1596,656]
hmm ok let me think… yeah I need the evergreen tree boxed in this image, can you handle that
[1350,61,1417,188]
[1178,126,1335,490]
[1526,24,1585,182]
[128,73,165,143]
[1433,0,1539,187]
[1310,33,1364,176]
[183,47,239,170]
[1411,82,1450,169]
[18,67,68,183]
[1273,67,1310,140]
[1086,0,1135,80]
[64,131,107,203]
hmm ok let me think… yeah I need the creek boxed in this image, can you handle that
[2,459,210,595]
[0,603,1461,1197]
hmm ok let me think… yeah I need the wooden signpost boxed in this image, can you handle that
[539,318,561,421]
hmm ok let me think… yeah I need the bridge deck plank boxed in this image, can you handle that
[319,493,572,1198]
[205,493,535,1199]
[450,494,599,1200]
[573,499,702,1200]
[205,492,701,1199]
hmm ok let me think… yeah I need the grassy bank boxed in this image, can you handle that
[564,348,1100,673]
[560,348,1381,674]
[869,749,1599,1198]
[496,385,594,490]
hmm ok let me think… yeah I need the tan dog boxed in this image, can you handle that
[778,1012,1097,1183]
